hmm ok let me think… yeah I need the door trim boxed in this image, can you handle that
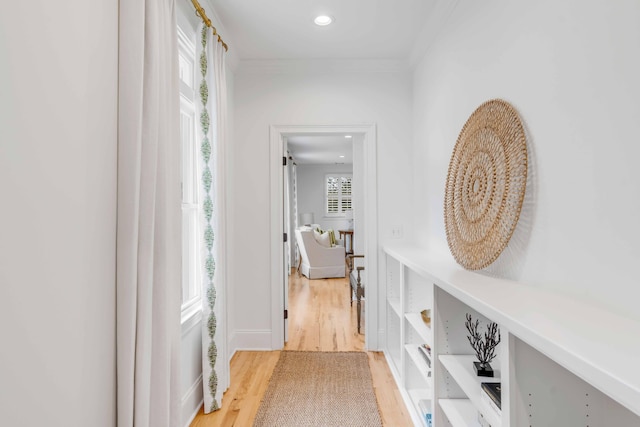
[269,124,378,350]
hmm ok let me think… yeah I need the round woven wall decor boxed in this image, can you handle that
[444,99,528,270]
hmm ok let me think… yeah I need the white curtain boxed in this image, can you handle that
[117,1,181,426]
[284,156,291,271]
[198,24,228,413]
[292,163,299,265]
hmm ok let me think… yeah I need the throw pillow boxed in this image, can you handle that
[327,229,336,246]
[313,229,332,248]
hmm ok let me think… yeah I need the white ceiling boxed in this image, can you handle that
[206,1,446,161]
[209,0,438,60]
[287,135,354,165]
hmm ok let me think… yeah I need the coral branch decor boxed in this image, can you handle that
[444,99,528,270]
[465,313,501,377]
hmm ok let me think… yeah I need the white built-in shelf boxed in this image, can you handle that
[387,349,401,378]
[439,355,501,427]
[384,243,640,417]
[388,298,401,318]
[384,351,401,385]
[405,312,432,345]
[408,388,431,405]
[439,399,481,427]
[405,344,432,384]
[408,390,431,427]
[384,249,437,427]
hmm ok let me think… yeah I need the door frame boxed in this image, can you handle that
[269,124,378,350]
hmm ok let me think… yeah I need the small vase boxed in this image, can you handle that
[473,361,494,377]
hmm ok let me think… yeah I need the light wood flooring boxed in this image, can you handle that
[190,269,412,427]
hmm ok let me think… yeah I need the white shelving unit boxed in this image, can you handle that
[405,344,432,383]
[438,399,480,427]
[439,355,501,427]
[383,251,434,426]
[388,298,402,318]
[385,253,402,380]
[383,243,640,427]
[405,312,432,344]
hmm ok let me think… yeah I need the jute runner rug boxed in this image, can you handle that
[253,351,383,427]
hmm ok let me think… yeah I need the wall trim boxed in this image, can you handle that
[408,0,460,67]
[270,124,379,351]
[181,308,202,336]
[237,59,410,75]
[181,374,203,427]
[183,403,203,427]
[229,329,274,353]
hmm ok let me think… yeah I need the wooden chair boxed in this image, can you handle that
[347,254,365,334]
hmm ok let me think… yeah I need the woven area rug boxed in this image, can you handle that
[253,351,383,427]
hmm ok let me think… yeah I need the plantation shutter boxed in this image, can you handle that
[327,176,339,214]
[341,176,352,212]
[326,174,352,215]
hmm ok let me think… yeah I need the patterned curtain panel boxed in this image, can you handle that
[197,23,228,413]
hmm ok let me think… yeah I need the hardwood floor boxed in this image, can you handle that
[190,270,413,426]
[284,271,364,352]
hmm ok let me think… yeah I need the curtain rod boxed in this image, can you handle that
[190,0,229,52]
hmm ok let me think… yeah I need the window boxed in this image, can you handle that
[178,25,200,313]
[326,174,352,216]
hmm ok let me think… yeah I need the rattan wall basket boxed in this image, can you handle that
[444,99,528,270]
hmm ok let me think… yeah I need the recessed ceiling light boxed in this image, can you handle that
[339,155,345,158]
[314,15,333,26]
[344,135,352,139]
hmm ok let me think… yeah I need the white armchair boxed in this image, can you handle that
[295,229,346,279]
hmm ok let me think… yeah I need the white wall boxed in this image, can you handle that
[0,1,117,426]
[352,137,365,255]
[411,0,640,321]
[231,69,413,349]
[296,164,353,232]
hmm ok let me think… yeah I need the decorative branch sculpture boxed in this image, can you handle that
[465,313,501,374]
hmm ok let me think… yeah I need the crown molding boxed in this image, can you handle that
[409,0,460,67]
[236,58,411,75]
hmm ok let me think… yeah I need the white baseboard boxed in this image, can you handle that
[181,374,203,427]
[183,402,203,427]
[377,329,385,351]
[181,328,273,427]
[228,329,273,353]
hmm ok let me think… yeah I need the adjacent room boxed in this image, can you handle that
[284,133,367,340]
[2,1,639,427]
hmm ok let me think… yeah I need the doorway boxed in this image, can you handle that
[269,124,379,351]
[285,134,357,346]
